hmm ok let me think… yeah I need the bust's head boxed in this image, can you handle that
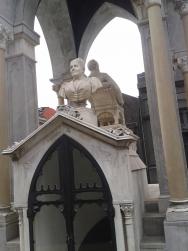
[87,59,99,72]
[70,58,85,78]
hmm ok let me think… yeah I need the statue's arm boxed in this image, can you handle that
[52,83,65,105]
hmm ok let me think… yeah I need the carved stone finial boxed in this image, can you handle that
[0,23,13,50]
[174,0,188,16]
[120,203,134,219]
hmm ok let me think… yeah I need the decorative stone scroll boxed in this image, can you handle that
[104,125,134,137]
[57,105,82,119]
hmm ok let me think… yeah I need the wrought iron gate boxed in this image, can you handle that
[28,135,117,251]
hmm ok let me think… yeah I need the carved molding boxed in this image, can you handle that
[120,203,134,219]
[105,125,134,137]
[57,105,83,120]
[0,23,13,50]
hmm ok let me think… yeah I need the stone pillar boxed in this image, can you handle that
[177,55,188,102]
[138,11,169,212]
[0,23,19,251]
[120,202,136,251]
[0,23,10,209]
[6,24,39,143]
[113,203,127,251]
[17,207,30,251]
[145,0,188,249]
[145,0,188,202]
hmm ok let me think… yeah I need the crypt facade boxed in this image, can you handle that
[0,0,188,250]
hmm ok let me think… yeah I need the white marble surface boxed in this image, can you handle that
[5,113,148,251]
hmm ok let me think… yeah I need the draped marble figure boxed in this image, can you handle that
[87,59,124,107]
[58,58,102,108]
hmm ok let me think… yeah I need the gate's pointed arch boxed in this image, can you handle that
[28,134,117,251]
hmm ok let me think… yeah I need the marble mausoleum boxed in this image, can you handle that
[1,0,188,251]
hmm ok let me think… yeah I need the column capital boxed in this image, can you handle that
[144,0,161,9]
[0,23,13,50]
[132,0,144,6]
[175,0,188,16]
[120,202,134,219]
[177,55,188,73]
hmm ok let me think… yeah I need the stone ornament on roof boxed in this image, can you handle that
[105,126,133,137]
[57,105,82,120]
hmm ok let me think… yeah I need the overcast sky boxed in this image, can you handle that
[34,17,144,109]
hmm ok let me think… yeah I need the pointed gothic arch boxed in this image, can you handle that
[36,0,76,78]
[78,2,138,60]
[28,134,117,251]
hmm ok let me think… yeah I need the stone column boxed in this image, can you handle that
[145,0,188,203]
[17,207,30,251]
[113,203,127,251]
[0,24,10,209]
[0,24,19,251]
[6,24,39,143]
[177,55,188,102]
[120,202,136,251]
[137,2,169,212]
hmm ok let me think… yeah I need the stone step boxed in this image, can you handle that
[140,236,166,251]
[6,237,20,251]
[143,213,165,236]
[145,200,159,213]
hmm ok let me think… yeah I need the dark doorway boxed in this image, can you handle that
[28,135,116,251]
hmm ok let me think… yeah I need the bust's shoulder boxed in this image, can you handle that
[61,79,73,87]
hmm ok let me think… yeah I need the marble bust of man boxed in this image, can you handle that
[58,58,102,108]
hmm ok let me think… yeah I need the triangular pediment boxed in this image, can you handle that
[2,111,137,159]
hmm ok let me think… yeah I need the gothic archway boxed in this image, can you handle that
[28,135,116,251]
[78,2,137,60]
